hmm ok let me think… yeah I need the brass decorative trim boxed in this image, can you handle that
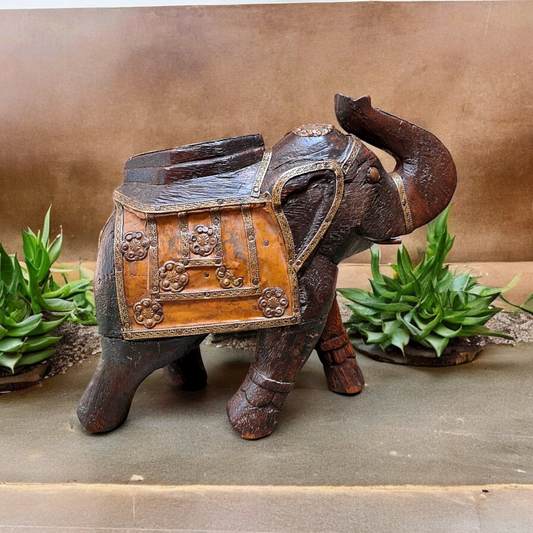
[258,286,289,318]
[251,149,272,197]
[271,161,345,272]
[119,230,150,261]
[210,208,224,264]
[268,199,296,263]
[156,286,261,301]
[122,313,301,340]
[113,203,132,331]
[216,266,244,289]
[292,124,334,137]
[189,224,218,257]
[114,189,270,214]
[185,258,223,268]
[159,260,189,293]
[341,134,363,172]
[391,172,414,233]
[179,212,190,264]
[147,215,158,295]
[132,298,164,329]
[241,205,261,287]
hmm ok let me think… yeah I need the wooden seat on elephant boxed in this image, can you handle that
[123,134,265,185]
[115,133,272,212]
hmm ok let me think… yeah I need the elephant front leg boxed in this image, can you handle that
[227,318,326,440]
[316,296,364,395]
[77,335,202,434]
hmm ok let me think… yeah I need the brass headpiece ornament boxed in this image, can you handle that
[390,172,414,233]
[292,124,334,137]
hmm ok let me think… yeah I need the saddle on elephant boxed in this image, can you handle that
[112,127,359,340]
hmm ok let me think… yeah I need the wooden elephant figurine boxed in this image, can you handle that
[78,94,456,439]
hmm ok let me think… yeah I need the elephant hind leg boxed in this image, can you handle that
[164,345,207,391]
[316,297,364,395]
[78,335,203,434]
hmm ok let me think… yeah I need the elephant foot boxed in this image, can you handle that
[164,346,207,391]
[227,366,294,440]
[317,334,365,395]
[78,336,150,434]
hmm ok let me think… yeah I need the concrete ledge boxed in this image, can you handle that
[1,483,533,533]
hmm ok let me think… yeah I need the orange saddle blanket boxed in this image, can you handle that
[112,152,300,340]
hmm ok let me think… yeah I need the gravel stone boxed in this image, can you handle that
[479,311,533,345]
[44,322,100,379]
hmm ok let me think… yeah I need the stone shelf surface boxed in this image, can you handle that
[1,342,533,531]
[1,483,532,533]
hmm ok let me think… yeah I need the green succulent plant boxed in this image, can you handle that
[0,208,97,373]
[339,207,516,357]
[499,293,533,315]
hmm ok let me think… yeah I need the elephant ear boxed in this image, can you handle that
[279,169,338,264]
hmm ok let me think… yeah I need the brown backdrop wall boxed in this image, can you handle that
[1,2,532,263]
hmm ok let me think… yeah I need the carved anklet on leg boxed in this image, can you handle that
[317,332,365,395]
[227,366,294,440]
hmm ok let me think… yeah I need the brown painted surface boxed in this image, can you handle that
[1,3,532,263]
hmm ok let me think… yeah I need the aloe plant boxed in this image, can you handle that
[0,208,97,373]
[339,207,515,357]
[499,293,533,315]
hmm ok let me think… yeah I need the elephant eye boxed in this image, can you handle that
[367,167,380,183]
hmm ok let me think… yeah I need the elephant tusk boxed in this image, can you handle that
[367,237,402,245]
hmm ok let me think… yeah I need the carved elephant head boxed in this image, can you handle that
[270,94,456,267]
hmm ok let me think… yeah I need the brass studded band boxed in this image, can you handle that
[251,149,272,197]
[341,135,363,172]
[391,172,414,234]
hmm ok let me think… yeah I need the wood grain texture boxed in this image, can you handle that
[316,297,365,395]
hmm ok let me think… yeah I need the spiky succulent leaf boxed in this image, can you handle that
[339,206,514,357]
[0,338,25,352]
[15,349,56,368]
[4,314,43,337]
[0,353,22,373]
[18,335,61,353]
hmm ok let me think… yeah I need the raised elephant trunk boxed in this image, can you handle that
[335,94,457,232]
